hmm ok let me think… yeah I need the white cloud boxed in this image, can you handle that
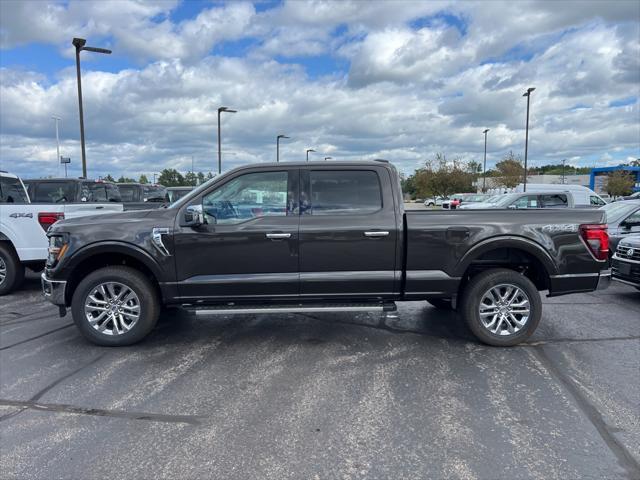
[0,0,639,180]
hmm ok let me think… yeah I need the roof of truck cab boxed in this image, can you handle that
[228,160,396,170]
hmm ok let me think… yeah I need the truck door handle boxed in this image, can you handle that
[446,226,470,240]
[364,231,389,237]
[266,233,291,239]
[95,206,104,209]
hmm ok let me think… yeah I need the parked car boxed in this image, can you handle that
[42,160,610,348]
[116,183,169,210]
[458,195,505,209]
[167,186,194,203]
[23,178,122,204]
[424,196,448,207]
[514,183,606,207]
[460,192,576,210]
[1,172,123,295]
[611,235,640,289]
[600,200,640,253]
[619,191,640,201]
[442,193,487,209]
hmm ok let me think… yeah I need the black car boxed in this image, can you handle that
[600,200,640,253]
[116,183,168,210]
[611,235,640,289]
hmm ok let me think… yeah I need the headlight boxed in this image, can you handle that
[47,234,69,267]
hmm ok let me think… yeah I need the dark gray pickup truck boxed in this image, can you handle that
[42,161,610,347]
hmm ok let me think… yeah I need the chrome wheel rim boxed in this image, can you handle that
[0,257,6,285]
[478,283,530,336]
[84,282,140,336]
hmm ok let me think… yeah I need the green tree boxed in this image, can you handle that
[184,171,197,186]
[197,172,206,185]
[606,171,635,196]
[117,176,136,183]
[103,174,115,182]
[414,153,474,199]
[157,169,185,187]
[494,151,524,188]
[139,174,149,184]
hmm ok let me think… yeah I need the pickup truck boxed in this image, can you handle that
[116,183,169,210]
[41,161,611,347]
[0,172,123,295]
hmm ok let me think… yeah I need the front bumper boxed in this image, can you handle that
[611,255,640,287]
[41,273,67,306]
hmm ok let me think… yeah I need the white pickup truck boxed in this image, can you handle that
[0,171,123,295]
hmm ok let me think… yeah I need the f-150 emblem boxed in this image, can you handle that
[9,212,33,218]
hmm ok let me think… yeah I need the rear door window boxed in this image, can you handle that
[512,195,540,209]
[118,185,138,202]
[305,170,382,215]
[0,177,29,203]
[33,182,75,203]
[541,194,568,208]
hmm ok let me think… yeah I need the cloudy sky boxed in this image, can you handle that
[0,0,639,180]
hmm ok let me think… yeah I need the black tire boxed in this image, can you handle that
[427,298,454,310]
[0,243,25,296]
[460,268,542,347]
[71,266,160,346]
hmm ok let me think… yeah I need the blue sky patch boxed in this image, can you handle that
[609,96,637,108]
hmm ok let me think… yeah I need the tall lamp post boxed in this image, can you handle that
[561,158,566,184]
[72,38,112,179]
[217,106,237,174]
[276,134,289,162]
[52,115,62,176]
[306,149,315,162]
[522,87,535,192]
[324,156,332,161]
[482,129,489,192]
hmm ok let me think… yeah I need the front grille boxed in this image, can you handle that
[616,243,640,261]
[612,257,640,285]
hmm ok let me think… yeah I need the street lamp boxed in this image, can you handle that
[482,128,489,192]
[561,158,566,184]
[52,116,62,176]
[276,134,289,162]
[72,37,112,179]
[306,149,315,162]
[324,156,332,161]
[217,106,237,174]
[522,87,535,192]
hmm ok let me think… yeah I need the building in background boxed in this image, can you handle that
[590,166,640,194]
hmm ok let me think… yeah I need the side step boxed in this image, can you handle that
[190,301,397,316]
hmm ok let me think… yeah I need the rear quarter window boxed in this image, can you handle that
[0,177,29,203]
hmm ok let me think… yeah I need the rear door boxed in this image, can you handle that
[298,166,399,298]
[541,194,569,208]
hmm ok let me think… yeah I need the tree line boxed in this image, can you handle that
[402,154,639,199]
[102,169,216,187]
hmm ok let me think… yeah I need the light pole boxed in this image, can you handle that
[72,38,112,179]
[522,87,535,192]
[276,134,289,162]
[324,156,332,161]
[562,158,566,184]
[482,128,489,192]
[306,149,315,162]
[217,106,237,175]
[52,116,62,176]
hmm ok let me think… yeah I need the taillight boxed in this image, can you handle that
[38,212,64,232]
[579,224,609,261]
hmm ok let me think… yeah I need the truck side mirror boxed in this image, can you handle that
[184,204,204,227]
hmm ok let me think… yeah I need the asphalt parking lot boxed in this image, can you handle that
[1,272,639,480]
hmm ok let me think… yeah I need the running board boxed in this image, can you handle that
[190,302,397,316]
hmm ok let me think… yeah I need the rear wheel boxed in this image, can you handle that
[460,268,541,346]
[71,266,160,346]
[0,243,24,296]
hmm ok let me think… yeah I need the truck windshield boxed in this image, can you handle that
[0,177,29,203]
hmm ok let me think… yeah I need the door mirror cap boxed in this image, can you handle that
[184,204,204,227]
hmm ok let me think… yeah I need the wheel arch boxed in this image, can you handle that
[63,242,163,305]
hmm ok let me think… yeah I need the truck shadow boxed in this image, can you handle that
[150,303,476,348]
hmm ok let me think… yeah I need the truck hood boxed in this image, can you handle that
[50,208,172,231]
[619,235,640,248]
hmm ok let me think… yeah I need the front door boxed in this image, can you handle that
[173,168,299,301]
[298,166,399,298]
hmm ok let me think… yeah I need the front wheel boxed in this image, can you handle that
[71,266,160,346]
[460,269,541,346]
